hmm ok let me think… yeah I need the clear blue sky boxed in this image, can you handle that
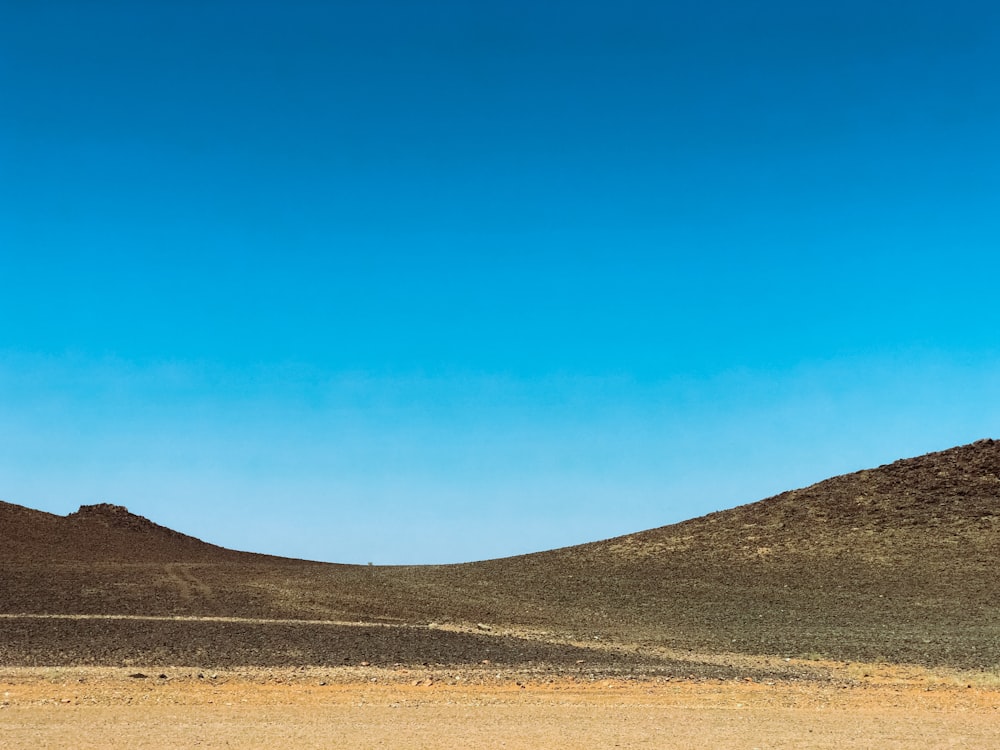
[2,1,998,563]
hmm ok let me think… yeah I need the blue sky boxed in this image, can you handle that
[2,1,998,563]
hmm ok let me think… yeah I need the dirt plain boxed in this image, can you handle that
[2,662,999,749]
[2,440,999,747]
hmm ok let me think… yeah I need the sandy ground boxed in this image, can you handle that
[2,665,999,749]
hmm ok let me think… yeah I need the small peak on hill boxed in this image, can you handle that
[70,502,132,519]
[67,503,187,538]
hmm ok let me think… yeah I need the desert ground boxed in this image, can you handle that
[3,441,998,747]
[3,661,999,749]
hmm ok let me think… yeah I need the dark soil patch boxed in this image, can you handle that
[0,617,809,681]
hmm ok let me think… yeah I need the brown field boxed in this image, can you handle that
[2,440,998,747]
[3,663,999,749]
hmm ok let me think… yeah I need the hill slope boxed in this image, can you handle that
[434,438,1000,666]
[0,501,248,563]
[2,439,998,669]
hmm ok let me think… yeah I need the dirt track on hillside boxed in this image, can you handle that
[2,666,998,749]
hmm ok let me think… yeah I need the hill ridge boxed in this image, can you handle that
[0,498,241,564]
[3,437,999,565]
[572,438,1000,563]
[66,502,203,541]
[698,437,999,525]
[2,438,999,668]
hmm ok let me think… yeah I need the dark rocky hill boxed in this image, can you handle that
[442,438,1000,666]
[2,439,997,669]
[0,501,245,563]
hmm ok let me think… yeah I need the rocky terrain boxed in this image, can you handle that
[2,439,998,672]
